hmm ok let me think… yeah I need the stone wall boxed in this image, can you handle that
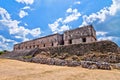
[118,47,120,53]
[64,25,96,45]
[41,40,118,56]
[14,33,63,51]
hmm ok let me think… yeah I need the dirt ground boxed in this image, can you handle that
[0,59,120,80]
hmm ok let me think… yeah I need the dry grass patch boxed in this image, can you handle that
[0,58,120,80]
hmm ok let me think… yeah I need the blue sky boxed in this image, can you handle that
[0,0,120,51]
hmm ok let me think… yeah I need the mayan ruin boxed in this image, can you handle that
[1,24,119,70]
[14,25,97,51]
[1,1,120,80]
[1,25,120,71]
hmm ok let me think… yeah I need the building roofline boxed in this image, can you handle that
[64,25,94,33]
[15,33,61,45]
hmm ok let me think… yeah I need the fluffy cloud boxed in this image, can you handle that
[22,6,31,10]
[1,20,41,41]
[109,0,120,15]
[63,8,81,23]
[19,10,28,18]
[16,0,34,5]
[48,18,70,33]
[60,25,70,32]
[0,35,17,51]
[96,31,119,45]
[80,0,120,27]
[30,28,41,37]
[19,6,32,19]
[0,7,41,42]
[0,7,11,20]
[0,35,16,43]
[74,1,81,5]
[96,31,108,36]
[49,8,81,33]
[98,36,119,41]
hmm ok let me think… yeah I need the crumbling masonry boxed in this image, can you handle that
[14,25,97,51]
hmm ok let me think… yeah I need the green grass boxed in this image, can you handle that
[23,55,33,59]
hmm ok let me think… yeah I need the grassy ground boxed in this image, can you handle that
[0,59,120,80]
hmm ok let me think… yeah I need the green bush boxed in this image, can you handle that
[23,55,32,59]
[0,51,4,55]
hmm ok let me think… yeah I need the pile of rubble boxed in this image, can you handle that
[81,61,112,70]
[17,56,112,70]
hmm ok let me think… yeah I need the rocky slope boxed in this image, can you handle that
[0,40,120,70]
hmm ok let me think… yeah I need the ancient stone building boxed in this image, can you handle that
[64,25,96,45]
[14,34,63,51]
[14,25,97,51]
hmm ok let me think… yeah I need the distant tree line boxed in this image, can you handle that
[0,50,8,55]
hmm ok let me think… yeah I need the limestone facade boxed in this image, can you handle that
[14,25,97,51]
[64,25,96,45]
[14,34,63,50]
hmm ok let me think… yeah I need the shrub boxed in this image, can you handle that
[23,55,33,59]
[0,51,4,55]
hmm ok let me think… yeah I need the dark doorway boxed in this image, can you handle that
[68,39,72,44]
[37,45,39,48]
[82,38,86,42]
[51,43,54,46]
[25,46,27,49]
[61,41,64,45]
[29,46,31,49]
[33,45,35,48]
[43,44,45,47]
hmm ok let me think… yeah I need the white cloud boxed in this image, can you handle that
[0,35,17,51]
[98,36,119,41]
[0,7,11,20]
[0,7,41,42]
[74,1,81,5]
[48,18,68,33]
[30,28,41,37]
[14,36,23,39]
[22,6,31,10]
[60,25,70,32]
[19,10,28,18]
[96,31,119,44]
[66,8,72,13]
[24,23,28,26]
[0,35,16,43]
[22,6,30,10]
[49,8,81,33]
[109,0,120,15]
[96,31,108,36]
[79,0,120,27]
[63,8,81,23]
[16,0,34,5]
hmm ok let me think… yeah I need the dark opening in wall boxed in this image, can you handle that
[51,43,53,46]
[82,38,86,42]
[37,45,39,48]
[68,39,72,44]
[29,46,31,49]
[33,45,35,48]
[61,41,64,45]
[43,44,45,47]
